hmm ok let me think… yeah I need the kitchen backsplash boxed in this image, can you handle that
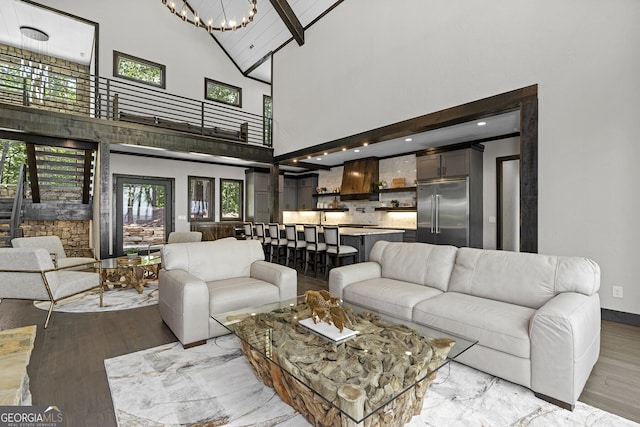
[283,154,417,229]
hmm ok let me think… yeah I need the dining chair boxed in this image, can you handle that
[254,223,271,257]
[323,226,358,275]
[303,225,327,277]
[285,224,306,269]
[243,223,257,240]
[268,223,287,264]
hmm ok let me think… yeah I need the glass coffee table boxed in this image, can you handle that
[213,296,476,426]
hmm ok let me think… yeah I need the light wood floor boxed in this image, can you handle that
[0,273,638,426]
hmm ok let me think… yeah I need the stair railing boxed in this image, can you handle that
[9,164,26,241]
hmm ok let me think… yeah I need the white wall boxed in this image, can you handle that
[482,137,520,249]
[273,1,640,315]
[108,153,245,256]
[36,0,270,115]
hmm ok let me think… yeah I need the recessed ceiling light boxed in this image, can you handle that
[316,157,322,161]
[341,148,347,151]
[477,121,487,126]
[324,152,328,156]
[293,159,298,163]
[354,149,360,153]
[405,138,412,142]
[307,155,311,159]
[363,142,368,146]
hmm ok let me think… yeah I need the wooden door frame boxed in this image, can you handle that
[496,155,521,250]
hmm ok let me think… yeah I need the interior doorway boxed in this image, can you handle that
[114,175,174,256]
[497,155,520,251]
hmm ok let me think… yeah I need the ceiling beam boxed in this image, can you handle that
[269,0,304,46]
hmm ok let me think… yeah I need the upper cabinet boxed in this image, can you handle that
[416,145,483,181]
[280,174,318,211]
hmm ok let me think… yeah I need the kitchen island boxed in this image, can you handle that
[337,227,404,262]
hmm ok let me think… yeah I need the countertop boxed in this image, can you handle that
[337,227,405,236]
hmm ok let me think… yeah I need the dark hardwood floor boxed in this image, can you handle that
[0,273,638,426]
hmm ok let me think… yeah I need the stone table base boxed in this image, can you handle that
[0,325,36,405]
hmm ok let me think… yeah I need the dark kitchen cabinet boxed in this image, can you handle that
[295,175,318,210]
[417,149,473,181]
[282,177,298,210]
[245,169,271,223]
[279,174,318,211]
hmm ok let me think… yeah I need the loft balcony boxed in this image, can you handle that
[0,50,273,164]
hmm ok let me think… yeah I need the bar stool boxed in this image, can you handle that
[323,225,358,275]
[285,224,306,269]
[268,223,287,264]
[304,225,326,277]
[254,223,271,257]
[243,222,257,240]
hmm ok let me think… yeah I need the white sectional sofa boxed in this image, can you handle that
[329,241,601,409]
[159,238,297,348]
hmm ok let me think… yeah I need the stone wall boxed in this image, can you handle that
[21,220,92,256]
[0,44,91,116]
[0,184,17,199]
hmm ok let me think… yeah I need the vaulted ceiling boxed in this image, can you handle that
[191,0,343,83]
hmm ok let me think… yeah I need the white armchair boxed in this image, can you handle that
[159,238,297,348]
[11,236,97,269]
[0,248,101,328]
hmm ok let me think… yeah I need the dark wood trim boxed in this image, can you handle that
[99,141,110,258]
[24,143,39,203]
[415,141,486,157]
[0,103,273,164]
[269,0,305,46]
[306,1,344,29]
[602,309,640,327]
[269,164,280,222]
[274,86,535,164]
[496,155,520,250]
[245,52,273,76]
[82,149,93,204]
[0,130,98,150]
[23,201,92,220]
[219,178,244,222]
[520,97,538,253]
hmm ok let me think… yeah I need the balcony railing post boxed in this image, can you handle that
[22,77,29,106]
[106,79,111,120]
[201,101,205,135]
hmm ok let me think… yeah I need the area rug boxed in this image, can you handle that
[34,282,158,313]
[105,335,638,427]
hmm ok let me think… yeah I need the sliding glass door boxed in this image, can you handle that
[115,175,174,256]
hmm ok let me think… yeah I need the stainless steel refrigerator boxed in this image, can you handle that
[417,178,476,247]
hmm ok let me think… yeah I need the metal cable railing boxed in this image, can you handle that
[0,51,271,147]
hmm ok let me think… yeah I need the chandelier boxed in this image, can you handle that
[161,0,257,32]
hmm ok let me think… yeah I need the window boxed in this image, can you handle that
[220,179,243,221]
[113,51,165,88]
[0,61,77,102]
[263,95,272,146]
[188,176,214,221]
[205,78,242,107]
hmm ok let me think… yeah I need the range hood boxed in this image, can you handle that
[340,158,379,200]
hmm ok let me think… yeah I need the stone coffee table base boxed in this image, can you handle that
[235,306,455,427]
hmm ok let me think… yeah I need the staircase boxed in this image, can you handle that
[0,164,26,247]
[0,198,13,247]
[26,144,94,204]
